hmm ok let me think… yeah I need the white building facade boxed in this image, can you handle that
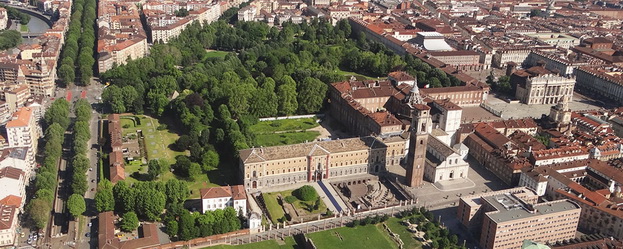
[200,185,247,216]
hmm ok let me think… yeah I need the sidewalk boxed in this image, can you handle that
[316,181,348,212]
[311,182,338,213]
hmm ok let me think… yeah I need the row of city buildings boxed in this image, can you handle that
[0,106,44,247]
[0,0,69,246]
[0,0,70,124]
[234,0,623,109]
[96,0,243,73]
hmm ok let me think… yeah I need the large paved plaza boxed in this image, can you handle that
[484,92,609,119]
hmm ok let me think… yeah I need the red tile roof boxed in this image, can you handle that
[0,195,21,230]
[201,185,246,200]
[6,107,32,128]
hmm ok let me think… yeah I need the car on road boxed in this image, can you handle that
[91,188,94,191]
[85,232,90,237]
[88,222,92,227]
[89,168,93,171]
[91,179,95,183]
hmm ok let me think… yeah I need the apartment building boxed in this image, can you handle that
[523,51,602,77]
[4,85,31,114]
[0,147,35,182]
[97,1,148,73]
[0,195,21,247]
[525,33,579,49]
[480,197,580,249]
[0,167,25,207]
[238,136,406,191]
[145,4,221,44]
[6,107,38,151]
[427,50,482,70]
[200,185,247,216]
[575,66,623,106]
[463,123,531,185]
[457,187,580,249]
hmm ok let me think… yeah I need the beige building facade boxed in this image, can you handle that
[239,136,406,191]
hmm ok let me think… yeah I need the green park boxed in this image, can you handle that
[250,118,321,147]
[262,186,328,224]
[200,208,444,249]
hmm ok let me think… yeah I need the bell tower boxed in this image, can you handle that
[405,86,431,187]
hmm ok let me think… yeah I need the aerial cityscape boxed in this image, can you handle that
[2,0,623,248]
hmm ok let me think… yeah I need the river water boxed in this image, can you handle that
[26,13,50,33]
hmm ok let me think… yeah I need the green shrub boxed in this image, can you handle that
[293,185,317,201]
[325,209,333,217]
[284,195,297,204]
[157,124,167,130]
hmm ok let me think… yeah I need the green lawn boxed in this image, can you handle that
[115,115,221,197]
[120,115,185,163]
[203,237,298,249]
[262,192,285,224]
[335,68,378,80]
[255,131,320,147]
[204,50,230,59]
[20,24,28,32]
[250,118,321,147]
[307,224,399,249]
[262,189,327,224]
[203,223,403,249]
[249,118,319,133]
[385,217,423,249]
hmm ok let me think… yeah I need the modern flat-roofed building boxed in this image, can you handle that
[480,197,580,249]
[457,187,580,249]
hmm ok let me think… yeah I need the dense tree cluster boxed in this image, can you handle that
[70,99,92,196]
[165,207,241,241]
[108,179,186,221]
[486,72,512,96]
[27,99,70,229]
[174,8,189,17]
[101,18,461,183]
[0,30,22,50]
[57,0,96,85]
[67,194,86,218]
[0,4,30,24]
[218,1,249,24]
[120,211,139,232]
[107,178,241,240]
[397,207,464,249]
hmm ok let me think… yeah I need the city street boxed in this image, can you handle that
[37,80,104,249]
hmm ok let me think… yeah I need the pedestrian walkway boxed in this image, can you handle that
[315,181,343,212]
[317,181,347,212]
[246,193,263,215]
[311,182,338,213]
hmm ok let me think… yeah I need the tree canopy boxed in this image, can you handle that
[67,194,86,218]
